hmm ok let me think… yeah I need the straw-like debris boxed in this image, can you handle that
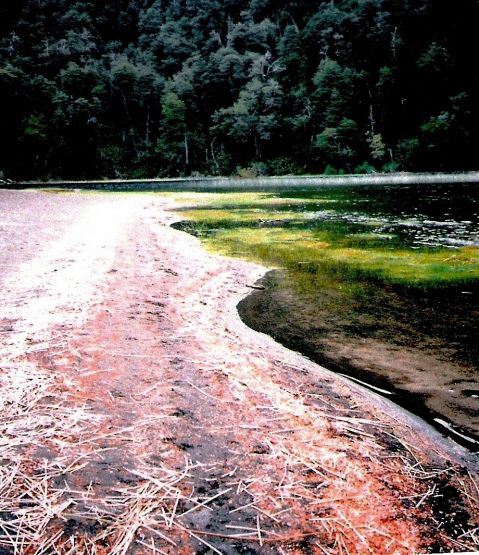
[0,362,98,553]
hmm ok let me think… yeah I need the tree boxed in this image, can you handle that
[2,0,479,178]
[156,88,188,175]
[313,117,362,172]
[312,59,364,128]
[212,75,283,164]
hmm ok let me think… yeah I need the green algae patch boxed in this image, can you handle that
[167,191,335,209]
[324,246,479,285]
[170,191,479,289]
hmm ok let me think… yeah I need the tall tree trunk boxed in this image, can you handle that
[254,133,262,160]
[368,88,376,136]
[210,137,219,172]
[184,129,189,167]
[145,105,151,147]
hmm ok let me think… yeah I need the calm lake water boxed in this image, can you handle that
[172,182,479,449]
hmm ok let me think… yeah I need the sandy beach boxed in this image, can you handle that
[0,189,478,554]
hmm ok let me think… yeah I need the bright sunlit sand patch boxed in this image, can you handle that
[1,197,145,359]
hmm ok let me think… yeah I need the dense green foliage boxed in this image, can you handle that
[1,0,479,179]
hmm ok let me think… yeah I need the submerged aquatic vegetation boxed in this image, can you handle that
[171,190,479,289]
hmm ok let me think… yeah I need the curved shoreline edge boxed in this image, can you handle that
[234,272,479,472]
[237,270,479,455]
[164,208,478,471]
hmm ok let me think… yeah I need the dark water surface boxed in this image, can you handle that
[173,182,479,450]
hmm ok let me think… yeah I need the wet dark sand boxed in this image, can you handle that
[238,269,479,449]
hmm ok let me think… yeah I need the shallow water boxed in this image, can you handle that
[172,183,479,449]
[276,183,479,248]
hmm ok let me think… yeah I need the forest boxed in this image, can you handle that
[1,0,479,180]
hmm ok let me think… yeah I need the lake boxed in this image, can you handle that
[170,182,479,449]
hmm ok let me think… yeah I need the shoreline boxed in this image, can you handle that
[5,170,479,190]
[0,189,478,552]
[165,209,478,465]
[232,261,478,470]
[238,269,479,454]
